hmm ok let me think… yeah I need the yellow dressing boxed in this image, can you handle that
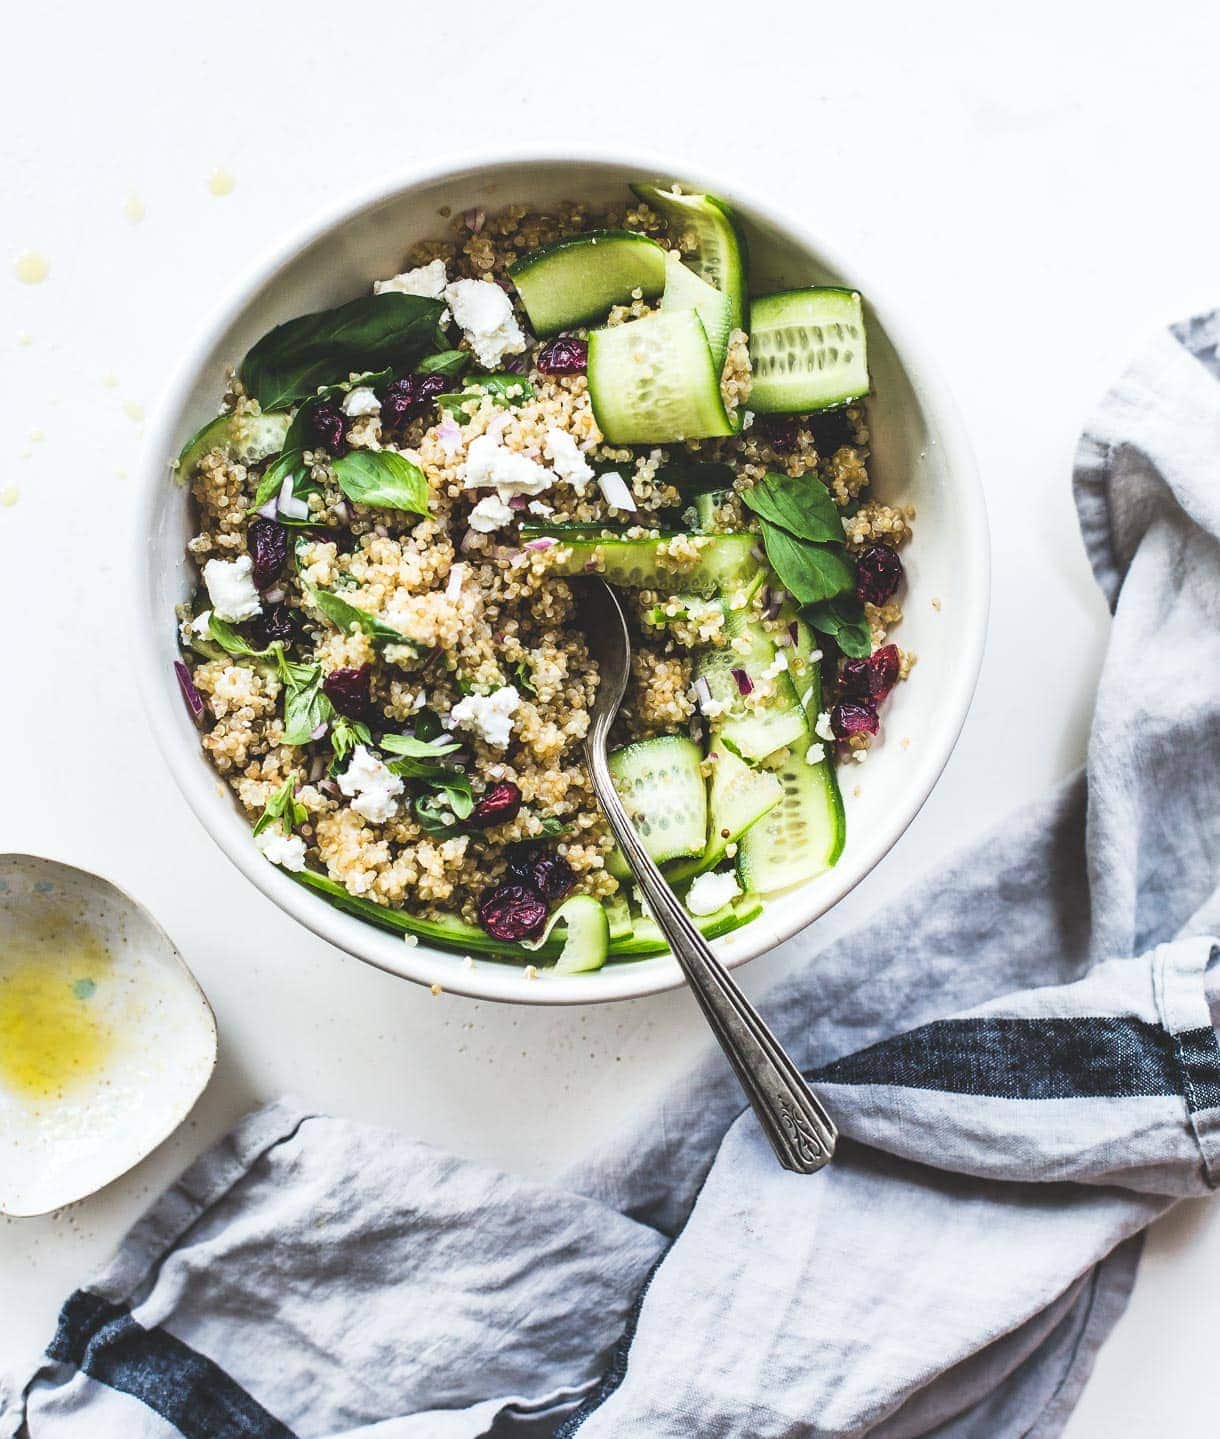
[0,909,114,1099]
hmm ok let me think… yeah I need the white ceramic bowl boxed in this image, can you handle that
[134,150,988,1006]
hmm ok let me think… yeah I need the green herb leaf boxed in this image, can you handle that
[313,587,415,647]
[328,716,372,775]
[437,374,535,414]
[239,293,446,411]
[513,660,536,695]
[275,653,334,745]
[741,471,842,544]
[653,459,736,493]
[253,773,308,838]
[412,792,466,836]
[330,450,430,516]
[416,349,470,378]
[801,594,872,658]
[538,816,569,836]
[209,615,276,659]
[758,524,856,606]
[249,449,316,517]
[378,732,462,760]
[413,707,445,742]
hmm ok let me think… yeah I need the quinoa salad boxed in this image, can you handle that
[172,183,914,975]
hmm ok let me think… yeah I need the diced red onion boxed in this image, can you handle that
[308,755,326,781]
[459,528,480,552]
[694,676,713,711]
[332,499,352,525]
[374,523,388,538]
[508,494,529,511]
[256,496,279,520]
[173,661,206,726]
[310,721,329,741]
[436,417,461,450]
[464,207,486,233]
[732,668,754,696]
[319,778,339,798]
[277,472,309,522]
[263,585,285,605]
[788,621,799,644]
[598,470,637,512]
[765,590,785,620]
[525,536,556,551]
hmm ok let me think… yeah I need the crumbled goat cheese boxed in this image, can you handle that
[255,828,307,872]
[203,555,262,622]
[698,694,726,719]
[468,494,515,533]
[805,741,827,765]
[449,685,520,748]
[445,562,467,600]
[336,744,404,823]
[375,259,450,321]
[544,428,594,491]
[527,499,554,517]
[814,711,836,743]
[445,278,525,369]
[190,608,213,637]
[461,433,551,496]
[685,869,742,916]
[761,651,789,681]
[853,749,869,763]
[341,385,381,418]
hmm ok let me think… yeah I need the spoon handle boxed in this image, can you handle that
[586,740,837,1174]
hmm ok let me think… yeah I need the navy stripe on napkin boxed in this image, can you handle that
[48,1290,297,1439]
[812,1016,1220,1111]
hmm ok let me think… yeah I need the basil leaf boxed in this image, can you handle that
[759,524,856,606]
[249,449,313,516]
[513,660,535,695]
[742,471,842,544]
[416,350,469,378]
[331,450,430,516]
[437,374,534,414]
[328,716,372,776]
[239,293,445,411]
[653,459,735,493]
[538,816,569,837]
[209,615,276,659]
[412,792,466,837]
[801,594,872,658]
[276,653,334,745]
[253,773,307,838]
[313,587,414,647]
[379,732,462,759]
[413,707,444,742]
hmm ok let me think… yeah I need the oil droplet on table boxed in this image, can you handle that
[101,372,119,389]
[123,400,144,423]
[29,429,44,443]
[123,190,145,224]
[17,331,32,347]
[0,909,114,1098]
[208,167,235,197]
[14,251,49,285]
[1,485,19,507]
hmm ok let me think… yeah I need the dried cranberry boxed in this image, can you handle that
[855,544,904,605]
[536,337,588,375]
[250,603,297,650]
[503,841,542,885]
[308,402,349,456]
[839,644,901,704]
[755,415,803,453]
[322,665,371,720]
[469,781,522,828]
[416,373,449,406]
[478,882,548,942]
[247,517,289,588]
[381,373,450,430]
[830,701,879,740]
[530,852,574,902]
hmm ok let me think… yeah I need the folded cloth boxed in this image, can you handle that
[5,317,1218,1439]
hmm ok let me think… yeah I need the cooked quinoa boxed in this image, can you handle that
[174,193,912,946]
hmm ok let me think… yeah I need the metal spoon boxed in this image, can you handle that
[578,579,837,1174]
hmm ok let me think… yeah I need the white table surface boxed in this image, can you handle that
[2,1,1216,1430]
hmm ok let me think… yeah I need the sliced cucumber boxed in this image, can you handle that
[748,288,869,415]
[696,607,808,762]
[668,738,781,882]
[603,891,634,943]
[588,310,734,445]
[631,184,748,336]
[692,489,733,534]
[643,593,724,630]
[786,613,825,720]
[176,409,291,481]
[736,733,845,894]
[508,230,667,336]
[523,894,610,975]
[524,525,759,596]
[660,250,732,372]
[608,735,706,865]
[610,893,763,958]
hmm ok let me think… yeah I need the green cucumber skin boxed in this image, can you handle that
[176,410,291,479]
[630,185,749,337]
[736,739,846,894]
[508,229,666,336]
[608,735,707,865]
[530,529,760,597]
[747,287,869,415]
[609,896,763,957]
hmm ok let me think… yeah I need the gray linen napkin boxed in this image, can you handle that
[5,314,1218,1439]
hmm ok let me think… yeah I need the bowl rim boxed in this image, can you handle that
[132,145,989,1006]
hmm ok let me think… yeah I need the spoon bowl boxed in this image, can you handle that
[0,854,217,1217]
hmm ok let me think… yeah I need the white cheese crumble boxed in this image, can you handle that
[527,499,554,517]
[461,433,551,496]
[255,828,307,872]
[761,651,789,681]
[203,555,262,622]
[543,428,594,491]
[468,493,515,533]
[685,869,742,917]
[444,278,525,370]
[805,741,827,765]
[341,385,381,418]
[190,608,213,637]
[449,685,520,748]
[814,710,836,743]
[336,744,404,823]
[374,258,450,322]
[698,694,726,718]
